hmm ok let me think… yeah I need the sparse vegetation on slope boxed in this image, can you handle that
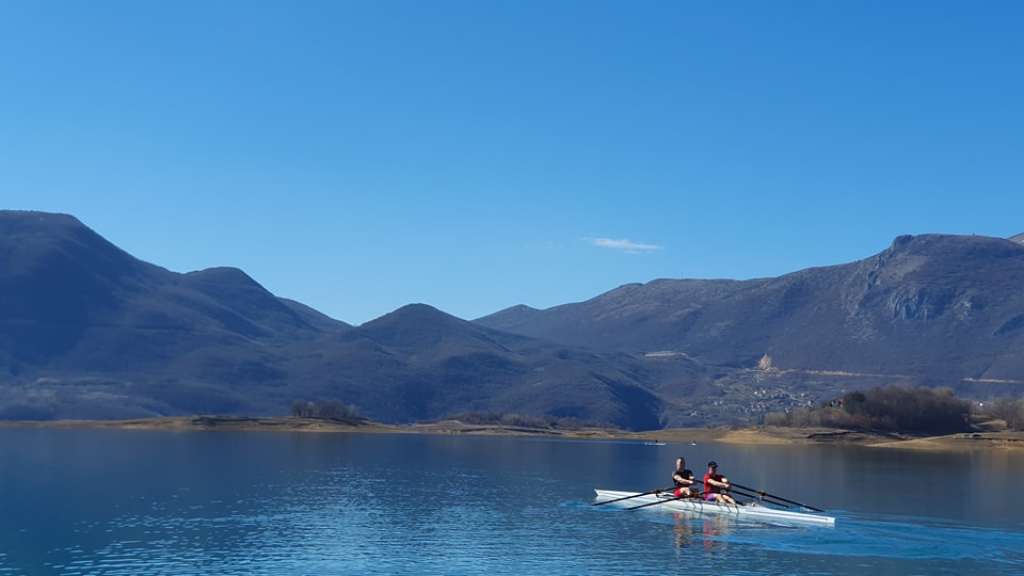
[444,411,599,430]
[764,386,972,434]
[986,397,1024,430]
[290,400,363,422]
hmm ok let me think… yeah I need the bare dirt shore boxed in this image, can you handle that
[643,426,1024,451]
[1,417,1022,451]
[0,416,401,434]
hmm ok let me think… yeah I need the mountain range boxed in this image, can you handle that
[2,210,1024,429]
[0,212,666,427]
[478,234,1024,383]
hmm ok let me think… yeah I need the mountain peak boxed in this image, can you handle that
[0,210,121,254]
[356,303,509,353]
[0,209,84,228]
[362,303,462,328]
[0,209,150,288]
[185,266,263,288]
[882,233,1023,261]
[475,303,539,319]
[1011,233,1024,245]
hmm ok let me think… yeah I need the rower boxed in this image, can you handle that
[671,457,696,498]
[702,461,736,505]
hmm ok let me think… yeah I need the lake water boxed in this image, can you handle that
[1,429,1023,575]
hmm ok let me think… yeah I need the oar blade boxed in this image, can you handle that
[593,487,674,506]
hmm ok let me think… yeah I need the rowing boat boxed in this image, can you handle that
[595,489,835,526]
[594,489,836,527]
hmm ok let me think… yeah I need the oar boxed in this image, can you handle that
[728,487,790,508]
[730,482,823,512]
[593,486,675,506]
[732,483,820,511]
[727,483,790,506]
[627,491,702,511]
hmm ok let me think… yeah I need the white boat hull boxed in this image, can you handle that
[594,489,835,527]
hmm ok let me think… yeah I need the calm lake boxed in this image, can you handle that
[1,429,1022,575]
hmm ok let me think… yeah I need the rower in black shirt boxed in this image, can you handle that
[671,457,696,498]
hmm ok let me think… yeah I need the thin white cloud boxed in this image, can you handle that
[588,237,662,254]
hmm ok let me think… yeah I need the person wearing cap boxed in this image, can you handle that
[702,461,736,504]
[671,457,696,498]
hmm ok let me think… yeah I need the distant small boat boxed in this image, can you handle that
[642,441,666,446]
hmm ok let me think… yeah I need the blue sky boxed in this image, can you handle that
[2,1,1022,324]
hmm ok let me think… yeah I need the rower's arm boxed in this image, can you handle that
[708,477,730,488]
[672,473,693,486]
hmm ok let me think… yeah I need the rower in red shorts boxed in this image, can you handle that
[703,461,737,505]
[671,457,696,498]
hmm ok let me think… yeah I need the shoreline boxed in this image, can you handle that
[1,417,1022,452]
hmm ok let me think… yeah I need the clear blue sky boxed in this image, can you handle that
[2,1,1022,324]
